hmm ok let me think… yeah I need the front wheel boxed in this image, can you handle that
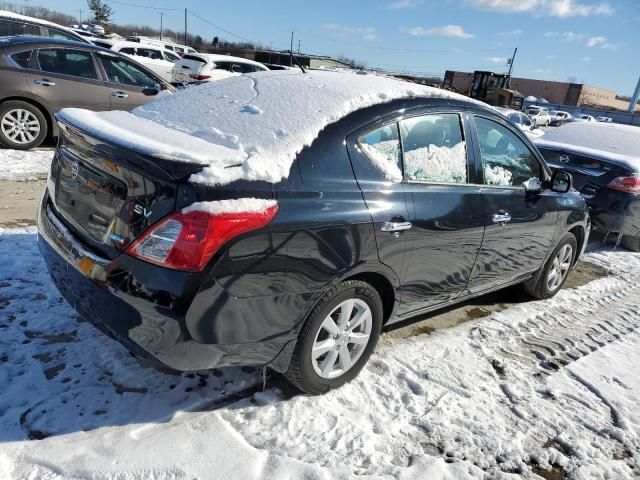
[284,280,383,394]
[524,233,577,300]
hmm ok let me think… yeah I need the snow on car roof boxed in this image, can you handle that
[535,122,640,170]
[58,69,485,186]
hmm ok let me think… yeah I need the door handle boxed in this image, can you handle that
[492,213,512,224]
[34,79,55,86]
[381,221,412,233]
[111,91,129,99]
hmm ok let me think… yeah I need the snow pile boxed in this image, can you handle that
[359,142,403,181]
[1,227,640,478]
[536,122,640,170]
[404,142,467,183]
[484,164,513,185]
[0,148,52,181]
[58,70,485,186]
[182,198,277,214]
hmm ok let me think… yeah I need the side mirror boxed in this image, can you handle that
[551,169,573,193]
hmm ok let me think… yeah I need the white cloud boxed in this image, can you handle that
[406,25,474,39]
[545,55,557,60]
[486,56,508,64]
[321,24,378,41]
[499,28,524,36]
[470,0,613,17]
[587,35,618,50]
[387,0,423,9]
[581,56,591,62]
[544,31,585,42]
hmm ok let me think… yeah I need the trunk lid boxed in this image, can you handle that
[172,54,208,82]
[48,120,204,260]
[538,147,631,198]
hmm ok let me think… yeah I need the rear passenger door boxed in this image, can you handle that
[397,111,485,314]
[467,115,558,293]
[27,47,110,113]
[96,53,161,110]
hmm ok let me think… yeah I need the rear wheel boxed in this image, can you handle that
[524,233,577,300]
[621,234,640,252]
[284,280,383,394]
[0,100,47,150]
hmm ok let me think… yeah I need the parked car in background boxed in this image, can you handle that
[92,39,180,82]
[0,36,174,149]
[549,110,573,126]
[526,106,551,126]
[171,53,268,83]
[0,10,89,43]
[536,122,640,252]
[125,35,197,56]
[264,63,297,71]
[527,107,551,127]
[38,70,588,394]
[596,116,613,123]
[575,114,596,122]
[495,107,544,139]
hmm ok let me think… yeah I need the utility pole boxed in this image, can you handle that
[506,47,518,88]
[629,76,640,113]
[298,39,301,54]
[290,31,294,66]
[159,12,164,40]
[184,8,188,46]
[78,8,82,25]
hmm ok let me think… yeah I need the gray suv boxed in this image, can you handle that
[0,36,174,149]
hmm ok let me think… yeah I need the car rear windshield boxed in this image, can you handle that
[182,54,206,63]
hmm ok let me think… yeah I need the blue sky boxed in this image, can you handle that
[50,0,640,95]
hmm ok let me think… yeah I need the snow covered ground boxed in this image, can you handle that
[0,227,639,479]
[0,148,52,181]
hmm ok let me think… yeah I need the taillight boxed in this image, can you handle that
[607,175,640,195]
[189,74,211,80]
[127,204,278,272]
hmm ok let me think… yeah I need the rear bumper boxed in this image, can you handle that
[587,188,640,237]
[37,193,299,372]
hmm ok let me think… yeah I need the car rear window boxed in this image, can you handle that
[11,50,32,68]
[182,54,206,63]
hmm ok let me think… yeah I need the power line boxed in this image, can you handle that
[105,0,181,11]
[188,10,266,46]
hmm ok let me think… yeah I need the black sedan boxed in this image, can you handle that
[536,122,640,251]
[37,71,588,394]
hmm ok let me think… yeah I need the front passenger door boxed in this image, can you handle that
[96,54,161,110]
[467,116,558,294]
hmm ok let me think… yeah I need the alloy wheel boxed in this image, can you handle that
[1,109,41,145]
[311,298,372,379]
[547,244,573,292]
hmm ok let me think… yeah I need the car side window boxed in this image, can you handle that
[119,47,136,55]
[138,48,163,60]
[163,51,180,62]
[45,27,81,41]
[11,50,32,68]
[358,123,402,179]
[0,20,40,36]
[474,116,541,187]
[399,113,467,183]
[520,114,532,127]
[99,55,157,88]
[36,48,97,79]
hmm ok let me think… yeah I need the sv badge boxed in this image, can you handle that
[133,204,153,218]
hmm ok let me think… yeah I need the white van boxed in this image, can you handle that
[171,53,268,83]
[93,39,180,82]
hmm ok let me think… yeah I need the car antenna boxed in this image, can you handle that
[288,50,306,73]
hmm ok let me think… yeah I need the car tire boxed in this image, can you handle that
[621,234,640,252]
[523,233,577,300]
[284,280,383,395]
[0,100,48,150]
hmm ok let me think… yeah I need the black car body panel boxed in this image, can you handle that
[38,97,590,373]
[539,145,640,236]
